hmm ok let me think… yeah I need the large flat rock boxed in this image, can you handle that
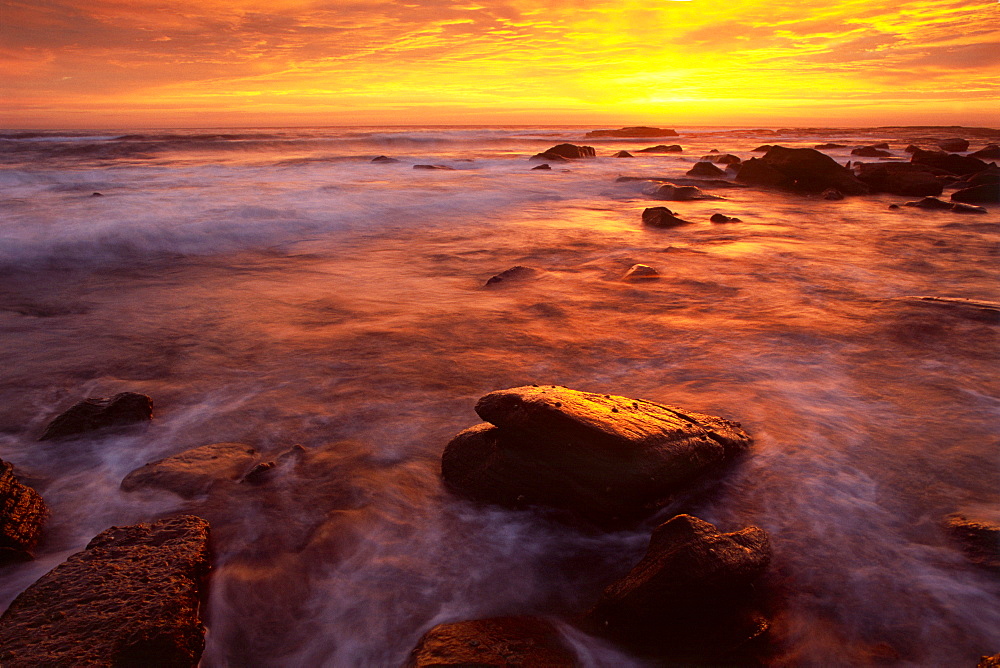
[442,386,751,525]
[407,616,577,667]
[0,459,48,564]
[0,515,210,667]
[121,442,258,498]
[39,392,153,441]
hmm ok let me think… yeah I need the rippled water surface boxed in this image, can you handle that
[1,126,998,666]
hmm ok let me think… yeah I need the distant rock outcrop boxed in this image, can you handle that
[39,392,153,441]
[407,616,577,667]
[583,514,772,663]
[585,127,679,138]
[441,385,752,525]
[121,442,259,498]
[635,145,683,153]
[0,459,48,564]
[0,515,210,667]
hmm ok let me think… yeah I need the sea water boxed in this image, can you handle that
[0,126,998,666]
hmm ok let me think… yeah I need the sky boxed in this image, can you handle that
[1,0,998,128]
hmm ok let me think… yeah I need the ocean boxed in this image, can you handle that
[1,125,998,665]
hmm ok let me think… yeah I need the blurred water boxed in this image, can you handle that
[0,126,998,666]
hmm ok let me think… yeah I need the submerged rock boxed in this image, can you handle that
[938,138,970,152]
[815,143,846,149]
[407,616,577,667]
[0,459,48,564]
[586,127,678,138]
[39,392,153,441]
[951,183,1000,204]
[710,213,741,223]
[903,197,988,214]
[413,164,455,170]
[584,514,772,662]
[0,515,210,667]
[687,162,726,177]
[484,265,539,287]
[738,146,869,194]
[944,514,1000,571]
[441,385,752,525]
[622,264,659,281]
[121,442,259,498]
[652,183,717,200]
[530,152,570,162]
[642,207,689,228]
[636,144,683,153]
[531,163,552,170]
[371,155,399,163]
[854,162,944,197]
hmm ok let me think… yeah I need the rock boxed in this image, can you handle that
[622,264,659,281]
[584,514,772,662]
[944,514,1000,571]
[635,144,682,153]
[687,162,726,177]
[413,164,455,170]
[407,616,577,667]
[531,163,552,170]
[905,144,920,153]
[0,515,210,667]
[441,386,752,525]
[751,144,776,152]
[740,146,869,194]
[39,392,153,441]
[821,188,844,200]
[642,207,689,228]
[904,196,955,210]
[529,152,570,162]
[951,183,1000,204]
[371,155,399,163]
[854,162,944,196]
[938,138,970,152]
[951,202,988,214]
[702,153,741,165]
[612,150,633,158]
[585,127,678,138]
[538,144,595,159]
[872,142,890,149]
[90,192,104,197]
[888,204,901,209]
[815,143,846,149]
[653,184,715,200]
[485,265,539,287]
[897,296,1000,323]
[979,653,1000,668]
[121,442,259,498]
[241,461,276,484]
[0,459,48,564]
[970,144,1000,160]
[910,148,988,176]
[851,146,893,158]
[710,213,741,223]
[963,168,1000,187]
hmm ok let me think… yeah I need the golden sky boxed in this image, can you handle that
[2,0,998,128]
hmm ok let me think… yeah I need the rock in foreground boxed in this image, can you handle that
[407,616,577,667]
[642,207,689,228]
[584,514,772,662]
[39,392,153,441]
[945,514,1000,571]
[441,386,752,525]
[534,144,595,159]
[120,442,259,498]
[0,515,210,667]
[0,459,48,564]
[854,162,944,197]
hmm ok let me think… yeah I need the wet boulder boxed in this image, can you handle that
[531,163,552,170]
[612,150,633,158]
[970,144,1000,160]
[441,386,752,525]
[711,213,741,223]
[121,442,259,498]
[687,162,726,177]
[815,143,846,149]
[945,514,1000,571]
[0,459,48,564]
[652,183,716,200]
[407,616,577,667]
[536,144,595,159]
[529,152,570,162]
[703,153,741,165]
[851,146,893,158]
[821,188,844,200]
[910,148,988,176]
[980,653,1000,668]
[371,155,399,163]
[904,197,987,214]
[39,392,153,441]
[0,515,210,667]
[586,127,678,138]
[636,144,683,153]
[938,138,970,152]
[622,264,659,281]
[736,158,793,189]
[739,146,869,194]
[951,183,1000,205]
[642,207,689,228]
[584,514,772,662]
[485,265,539,287]
[854,162,944,197]
[413,164,455,170]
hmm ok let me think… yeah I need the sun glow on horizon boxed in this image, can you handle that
[2,0,998,128]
